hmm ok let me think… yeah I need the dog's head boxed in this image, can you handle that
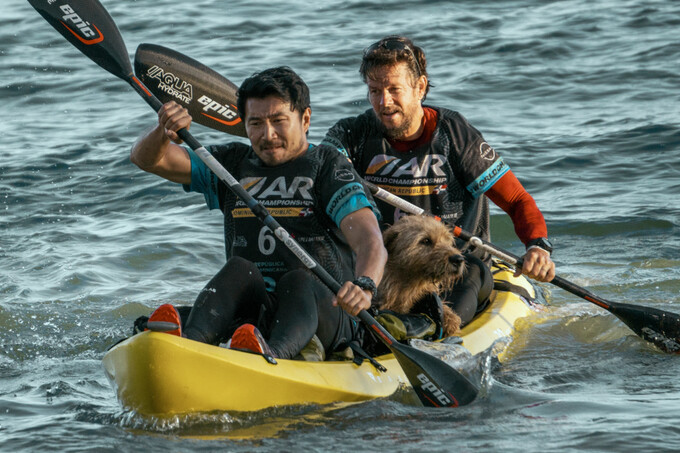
[383,215,466,286]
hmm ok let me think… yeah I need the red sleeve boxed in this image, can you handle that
[485,170,548,245]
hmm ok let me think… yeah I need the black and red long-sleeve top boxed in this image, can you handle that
[322,106,548,254]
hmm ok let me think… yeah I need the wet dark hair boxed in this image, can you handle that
[360,35,431,99]
[236,66,311,119]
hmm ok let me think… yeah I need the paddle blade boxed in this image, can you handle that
[607,302,680,353]
[391,341,479,407]
[359,310,478,407]
[134,43,247,137]
[28,0,132,80]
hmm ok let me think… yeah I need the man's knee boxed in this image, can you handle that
[278,268,312,288]
[220,256,259,277]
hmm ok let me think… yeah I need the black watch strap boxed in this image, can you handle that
[526,237,553,255]
[353,276,377,298]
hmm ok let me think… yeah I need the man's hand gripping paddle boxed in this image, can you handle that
[28,0,479,407]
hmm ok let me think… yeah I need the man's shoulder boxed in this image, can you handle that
[328,108,376,130]
[355,108,376,122]
[428,105,466,123]
[322,109,379,157]
[208,141,250,154]
[206,141,252,164]
[307,144,362,179]
[428,106,484,142]
[306,143,353,167]
[310,142,342,156]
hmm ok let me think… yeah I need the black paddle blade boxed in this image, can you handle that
[391,341,479,407]
[359,311,478,407]
[27,0,132,80]
[550,275,680,353]
[134,43,247,137]
[607,301,680,353]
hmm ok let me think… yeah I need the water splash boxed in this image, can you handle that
[410,337,512,399]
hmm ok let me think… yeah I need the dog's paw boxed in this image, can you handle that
[442,306,462,336]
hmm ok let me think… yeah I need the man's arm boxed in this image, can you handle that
[333,207,387,316]
[485,171,555,282]
[130,101,192,185]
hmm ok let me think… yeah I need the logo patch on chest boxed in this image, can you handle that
[365,154,447,178]
[241,176,314,200]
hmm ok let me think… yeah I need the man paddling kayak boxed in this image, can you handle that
[322,36,556,327]
[131,67,387,359]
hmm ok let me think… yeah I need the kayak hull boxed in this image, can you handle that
[102,263,538,415]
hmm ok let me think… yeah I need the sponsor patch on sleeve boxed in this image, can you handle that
[334,168,356,182]
[466,158,509,198]
[326,182,364,221]
[479,142,496,161]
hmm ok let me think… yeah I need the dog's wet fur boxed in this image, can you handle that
[377,215,465,336]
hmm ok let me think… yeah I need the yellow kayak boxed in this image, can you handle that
[102,262,539,416]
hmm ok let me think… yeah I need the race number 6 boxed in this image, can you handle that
[258,226,276,255]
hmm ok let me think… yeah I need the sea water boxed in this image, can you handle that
[1,0,679,451]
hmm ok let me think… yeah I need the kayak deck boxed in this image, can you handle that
[102,262,539,416]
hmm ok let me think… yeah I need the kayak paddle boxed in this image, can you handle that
[28,0,479,407]
[364,181,680,354]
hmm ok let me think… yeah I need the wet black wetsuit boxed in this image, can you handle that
[181,143,377,358]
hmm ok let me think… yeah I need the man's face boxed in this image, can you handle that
[245,95,310,166]
[366,62,426,140]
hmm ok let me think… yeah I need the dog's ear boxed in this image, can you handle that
[382,227,398,253]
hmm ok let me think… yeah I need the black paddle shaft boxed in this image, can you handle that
[28,0,480,407]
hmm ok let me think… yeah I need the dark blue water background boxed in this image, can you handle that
[2,0,679,451]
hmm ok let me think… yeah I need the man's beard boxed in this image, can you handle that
[376,110,414,140]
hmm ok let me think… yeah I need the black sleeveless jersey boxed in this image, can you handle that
[187,143,373,291]
[321,106,509,249]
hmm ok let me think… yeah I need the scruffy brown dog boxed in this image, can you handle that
[377,215,465,336]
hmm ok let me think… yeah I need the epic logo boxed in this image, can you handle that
[145,65,193,103]
[198,95,240,123]
[417,373,454,406]
[59,4,102,43]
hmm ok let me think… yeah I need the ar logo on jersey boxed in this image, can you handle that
[480,142,496,161]
[241,176,314,200]
[365,154,446,177]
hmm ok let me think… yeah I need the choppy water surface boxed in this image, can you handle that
[2,0,679,451]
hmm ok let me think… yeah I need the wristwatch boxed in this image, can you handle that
[526,237,553,255]
[353,276,378,298]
